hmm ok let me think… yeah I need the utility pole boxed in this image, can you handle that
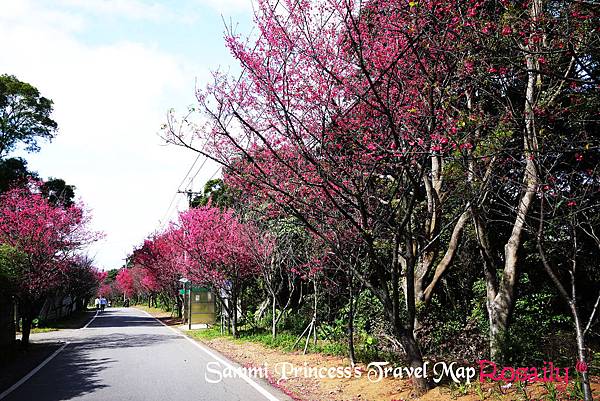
[176,189,202,330]
[177,190,202,208]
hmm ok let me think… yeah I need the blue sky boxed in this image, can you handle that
[0,0,254,270]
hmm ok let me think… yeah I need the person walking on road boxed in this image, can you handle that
[100,296,107,312]
[94,297,100,310]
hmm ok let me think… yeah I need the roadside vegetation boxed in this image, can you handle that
[0,74,102,350]
[1,1,599,400]
[119,1,600,399]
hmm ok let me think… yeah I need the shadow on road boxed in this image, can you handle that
[2,343,115,401]
[3,311,183,401]
[87,310,163,329]
[76,332,182,350]
[39,347,114,400]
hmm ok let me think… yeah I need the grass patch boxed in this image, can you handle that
[187,325,402,365]
[31,327,59,334]
[189,325,227,341]
[27,309,96,334]
[133,304,173,318]
[188,326,348,357]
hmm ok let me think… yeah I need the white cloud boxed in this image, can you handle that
[56,0,186,22]
[196,0,254,15]
[0,1,220,270]
[2,0,86,31]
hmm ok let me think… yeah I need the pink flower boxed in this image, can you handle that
[464,60,474,74]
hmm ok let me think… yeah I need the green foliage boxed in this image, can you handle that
[503,274,572,365]
[41,178,76,208]
[448,381,471,398]
[0,74,57,157]
[155,294,173,312]
[0,157,36,193]
[190,326,346,355]
[106,268,119,282]
[191,178,235,209]
[567,374,586,401]
[542,382,560,401]
[473,381,485,401]
[353,289,384,335]
[470,279,490,333]
[30,309,96,333]
[280,307,310,333]
[0,244,26,295]
[242,331,305,352]
[319,308,348,341]
[513,380,532,401]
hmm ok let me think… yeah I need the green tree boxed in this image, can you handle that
[106,268,119,282]
[0,244,26,295]
[0,157,36,193]
[41,178,76,208]
[191,178,235,209]
[0,74,58,157]
[0,244,26,349]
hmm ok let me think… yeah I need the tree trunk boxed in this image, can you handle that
[231,291,238,338]
[0,295,15,349]
[347,273,356,366]
[176,294,183,318]
[473,0,542,362]
[392,250,429,394]
[389,292,428,394]
[271,292,277,339]
[572,304,593,401]
[21,313,32,348]
[488,303,510,362]
[537,212,594,401]
[422,210,470,305]
[14,300,20,332]
[397,325,428,395]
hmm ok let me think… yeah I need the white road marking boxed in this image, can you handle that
[83,310,99,329]
[0,309,99,400]
[137,309,283,401]
[0,341,70,400]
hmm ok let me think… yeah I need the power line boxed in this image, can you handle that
[160,153,202,225]
[186,157,208,191]
[206,166,222,182]
[160,157,220,227]
[177,153,202,191]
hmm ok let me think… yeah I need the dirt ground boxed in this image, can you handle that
[200,337,600,401]
[136,307,599,401]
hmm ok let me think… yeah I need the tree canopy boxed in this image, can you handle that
[0,74,58,157]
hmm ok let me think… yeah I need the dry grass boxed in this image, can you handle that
[190,335,600,401]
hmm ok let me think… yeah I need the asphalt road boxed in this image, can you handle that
[1,308,290,401]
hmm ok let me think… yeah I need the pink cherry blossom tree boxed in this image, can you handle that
[163,1,600,389]
[0,184,100,346]
[164,1,478,391]
[115,268,135,299]
[168,206,270,337]
[132,232,186,316]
